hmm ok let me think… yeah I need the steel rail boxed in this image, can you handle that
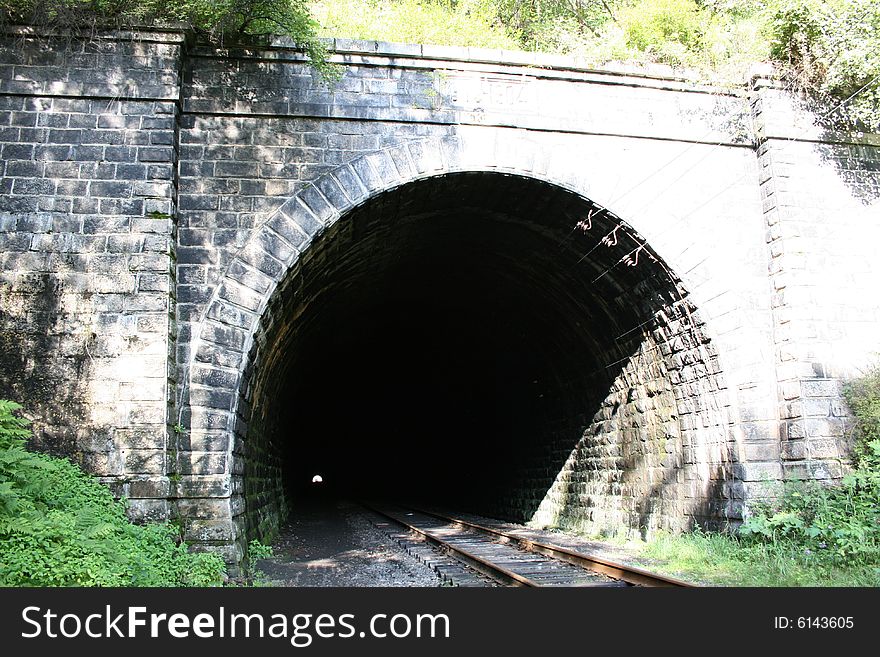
[410,507,695,588]
[365,504,541,587]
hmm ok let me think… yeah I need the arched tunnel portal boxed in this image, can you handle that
[234,171,735,543]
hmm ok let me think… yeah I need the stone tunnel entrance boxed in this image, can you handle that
[235,171,735,544]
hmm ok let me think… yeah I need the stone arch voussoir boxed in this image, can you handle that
[185,133,594,428]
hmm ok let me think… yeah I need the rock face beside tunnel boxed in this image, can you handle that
[1,29,878,567]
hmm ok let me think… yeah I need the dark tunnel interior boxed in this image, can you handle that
[242,171,689,526]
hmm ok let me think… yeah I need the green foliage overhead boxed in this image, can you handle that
[619,0,710,66]
[767,0,880,130]
[0,0,334,78]
[477,0,620,48]
[311,0,518,49]
[313,0,879,129]
[0,400,226,586]
[1,0,876,125]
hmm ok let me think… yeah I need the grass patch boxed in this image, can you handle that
[634,366,880,587]
[546,364,880,587]
[635,529,879,586]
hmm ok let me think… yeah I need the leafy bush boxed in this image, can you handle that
[311,1,878,127]
[0,400,226,586]
[242,538,275,583]
[248,538,274,560]
[477,0,620,51]
[844,364,880,463]
[620,0,708,65]
[311,0,517,49]
[766,0,880,130]
[739,368,880,567]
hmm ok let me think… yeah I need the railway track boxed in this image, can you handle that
[366,504,693,588]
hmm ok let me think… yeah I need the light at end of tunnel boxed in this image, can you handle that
[312,474,323,484]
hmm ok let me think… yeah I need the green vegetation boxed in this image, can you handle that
[311,0,517,49]
[0,400,226,586]
[630,366,880,586]
[248,537,274,561]
[767,0,880,129]
[242,538,275,584]
[0,1,335,78]
[0,3,876,588]
[637,528,878,586]
[311,0,879,129]
[1,1,877,126]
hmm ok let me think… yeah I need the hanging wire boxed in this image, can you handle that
[579,72,880,287]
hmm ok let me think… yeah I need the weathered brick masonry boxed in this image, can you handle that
[0,29,182,522]
[0,29,878,567]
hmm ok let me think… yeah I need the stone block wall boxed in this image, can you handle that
[752,79,880,487]
[0,29,184,521]
[526,297,733,537]
[0,30,877,565]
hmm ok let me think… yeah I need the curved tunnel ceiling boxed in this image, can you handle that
[241,171,703,522]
